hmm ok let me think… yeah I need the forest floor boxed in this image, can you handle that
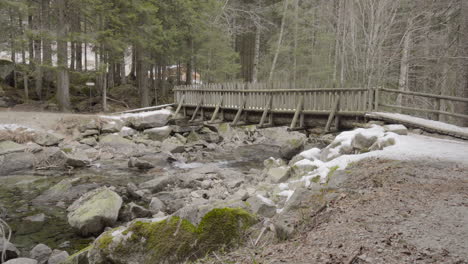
[200,158,468,264]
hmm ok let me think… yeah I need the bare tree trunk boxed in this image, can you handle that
[292,0,299,87]
[24,73,29,102]
[268,0,289,83]
[130,45,136,79]
[56,0,70,111]
[120,52,126,84]
[397,27,412,109]
[252,26,261,84]
[19,14,26,63]
[462,0,468,126]
[41,0,52,86]
[34,1,43,100]
[137,48,150,107]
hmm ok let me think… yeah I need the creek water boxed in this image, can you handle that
[0,143,279,254]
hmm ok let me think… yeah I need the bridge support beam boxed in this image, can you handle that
[325,95,341,132]
[289,96,304,130]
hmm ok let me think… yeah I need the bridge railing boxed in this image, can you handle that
[174,82,372,115]
[376,88,468,123]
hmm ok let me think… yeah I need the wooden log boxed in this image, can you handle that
[290,96,304,130]
[231,97,247,126]
[325,95,341,132]
[209,96,223,123]
[259,95,273,127]
[190,98,203,122]
[174,94,185,116]
[379,103,468,120]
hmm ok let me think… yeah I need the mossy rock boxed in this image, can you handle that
[88,208,256,264]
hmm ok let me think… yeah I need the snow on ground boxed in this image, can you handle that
[277,125,468,210]
[367,112,468,136]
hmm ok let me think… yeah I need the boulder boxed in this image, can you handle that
[291,159,318,178]
[246,195,277,218]
[48,250,69,264]
[139,176,177,193]
[263,157,287,169]
[383,124,408,135]
[32,131,64,146]
[99,134,133,147]
[87,208,255,264]
[119,127,137,138]
[79,137,97,147]
[67,187,123,236]
[143,126,172,141]
[0,141,26,155]
[149,197,166,213]
[127,110,172,130]
[161,137,185,153]
[351,132,378,151]
[0,238,20,261]
[266,166,291,183]
[30,244,52,264]
[128,157,154,170]
[80,130,99,137]
[101,120,123,134]
[65,153,91,168]
[4,258,38,264]
[261,127,307,157]
[0,152,35,175]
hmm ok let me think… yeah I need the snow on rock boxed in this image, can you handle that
[0,124,35,132]
[275,124,468,213]
[367,112,468,137]
[383,124,408,135]
[101,109,173,130]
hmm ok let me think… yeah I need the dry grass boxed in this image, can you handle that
[0,128,35,144]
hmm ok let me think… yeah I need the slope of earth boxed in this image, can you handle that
[199,158,468,264]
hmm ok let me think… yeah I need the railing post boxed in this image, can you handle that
[368,88,374,112]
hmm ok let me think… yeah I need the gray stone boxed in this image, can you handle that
[143,126,172,141]
[81,130,99,137]
[24,213,46,222]
[0,59,15,80]
[266,166,291,183]
[128,110,172,129]
[0,238,20,261]
[119,127,137,138]
[273,214,296,241]
[30,243,52,264]
[383,124,408,135]
[67,187,123,236]
[161,137,185,153]
[65,153,91,168]
[263,157,287,169]
[79,137,97,147]
[246,195,277,218]
[351,133,378,151]
[0,141,26,155]
[128,157,154,170]
[101,120,123,134]
[4,258,38,264]
[139,175,177,193]
[149,197,166,213]
[171,125,202,134]
[32,131,64,146]
[119,202,152,222]
[0,152,35,175]
[99,134,133,146]
[47,250,69,264]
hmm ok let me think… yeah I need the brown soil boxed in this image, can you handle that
[200,158,468,264]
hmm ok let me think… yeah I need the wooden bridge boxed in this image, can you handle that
[170,82,468,139]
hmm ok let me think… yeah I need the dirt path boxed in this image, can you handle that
[205,158,468,264]
[0,110,98,132]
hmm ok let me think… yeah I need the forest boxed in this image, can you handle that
[0,0,467,120]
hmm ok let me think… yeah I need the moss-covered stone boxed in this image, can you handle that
[88,208,256,264]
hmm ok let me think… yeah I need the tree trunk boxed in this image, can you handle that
[130,46,136,80]
[292,0,299,86]
[252,25,261,84]
[41,0,52,85]
[268,0,289,83]
[137,48,150,107]
[28,11,34,65]
[397,27,412,109]
[56,0,71,111]
[19,15,26,63]
[120,52,126,84]
[34,1,43,100]
[461,1,468,126]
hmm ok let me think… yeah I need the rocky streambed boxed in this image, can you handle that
[0,109,408,264]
